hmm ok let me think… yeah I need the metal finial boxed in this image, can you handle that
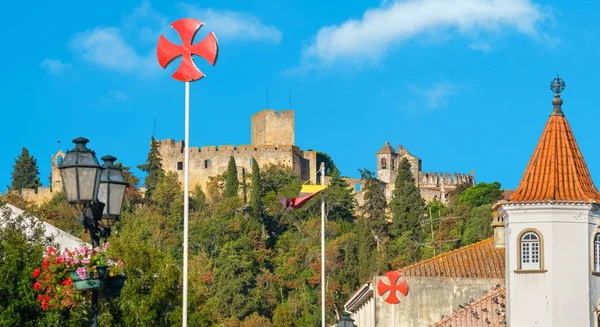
[550,75,565,116]
[550,74,566,94]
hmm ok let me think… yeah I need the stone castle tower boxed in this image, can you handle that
[159,109,317,193]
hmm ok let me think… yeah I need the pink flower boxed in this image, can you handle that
[103,242,110,249]
[94,247,100,253]
[78,248,87,255]
[81,257,90,264]
[76,267,87,280]
[71,258,79,265]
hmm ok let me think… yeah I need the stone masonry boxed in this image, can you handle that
[159,109,317,193]
[340,142,475,206]
[4,150,66,205]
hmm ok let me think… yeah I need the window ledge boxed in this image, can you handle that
[591,271,600,276]
[514,269,547,274]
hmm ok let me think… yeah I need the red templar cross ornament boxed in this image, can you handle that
[156,18,219,82]
[377,271,409,305]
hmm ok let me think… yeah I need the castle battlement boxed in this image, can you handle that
[158,139,301,155]
[418,171,474,186]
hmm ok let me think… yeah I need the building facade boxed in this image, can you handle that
[344,77,600,326]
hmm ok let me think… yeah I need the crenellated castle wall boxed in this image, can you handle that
[4,151,66,205]
[159,109,316,193]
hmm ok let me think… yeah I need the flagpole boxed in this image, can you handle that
[183,81,190,327]
[320,162,326,327]
[392,303,396,327]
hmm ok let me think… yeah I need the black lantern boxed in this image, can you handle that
[336,312,357,327]
[58,137,102,208]
[98,155,128,220]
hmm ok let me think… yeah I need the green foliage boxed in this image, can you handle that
[137,136,164,200]
[458,182,503,208]
[389,158,425,237]
[33,192,82,238]
[224,156,239,198]
[10,147,41,191]
[461,204,494,245]
[250,157,263,220]
[358,169,388,250]
[316,152,338,177]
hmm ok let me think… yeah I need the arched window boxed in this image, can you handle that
[56,155,63,166]
[594,234,600,272]
[520,232,541,270]
[381,158,387,169]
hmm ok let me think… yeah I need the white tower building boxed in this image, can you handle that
[496,77,600,326]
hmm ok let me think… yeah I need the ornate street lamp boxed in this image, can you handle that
[98,155,128,220]
[57,137,128,327]
[336,312,357,327]
[58,137,102,210]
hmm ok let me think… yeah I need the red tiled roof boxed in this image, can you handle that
[508,100,600,204]
[432,286,507,327]
[398,238,505,278]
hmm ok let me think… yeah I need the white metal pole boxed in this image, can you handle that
[183,81,190,327]
[320,162,326,327]
[392,303,396,327]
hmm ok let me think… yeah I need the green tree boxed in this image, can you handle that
[359,169,388,250]
[389,158,425,237]
[10,147,41,191]
[458,182,503,208]
[324,168,356,222]
[137,136,164,200]
[316,152,338,177]
[461,204,494,245]
[224,156,239,198]
[250,158,263,219]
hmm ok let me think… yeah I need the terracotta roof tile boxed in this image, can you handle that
[508,98,600,204]
[431,286,507,327]
[398,238,505,278]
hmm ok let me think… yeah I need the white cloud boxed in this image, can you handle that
[69,27,157,77]
[304,0,551,63]
[408,82,457,111]
[469,42,493,52]
[179,3,282,43]
[123,0,169,43]
[40,59,71,74]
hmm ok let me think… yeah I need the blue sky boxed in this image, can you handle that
[1,0,599,193]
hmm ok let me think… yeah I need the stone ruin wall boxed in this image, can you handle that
[251,110,294,146]
[159,139,317,193]
[3,150,65,205]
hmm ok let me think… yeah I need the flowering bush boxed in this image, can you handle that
[32,247,84,310]
[32,242,125,310]
[67,243,108,280]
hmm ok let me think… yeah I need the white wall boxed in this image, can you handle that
[503,203,600,327]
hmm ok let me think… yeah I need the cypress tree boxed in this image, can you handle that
[9,147,41,191]
[223,156,239,198]
[242,168,247,204]
[137,136,164,199]
[359,169,388,250]
[249,157,263,217]
[389,157,425,237]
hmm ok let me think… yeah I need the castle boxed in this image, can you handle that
[158,109,474,203]
[158,110,318,193]
[7,109,474,206]
[342,141,474,205]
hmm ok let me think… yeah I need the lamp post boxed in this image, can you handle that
[336,312,357,327]
[58,137,128,327]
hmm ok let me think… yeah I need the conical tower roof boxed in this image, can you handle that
[378,141,396,154]
[508,77,600,204]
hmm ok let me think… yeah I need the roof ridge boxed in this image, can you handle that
[398,238,494,275]
[432,286,506,326]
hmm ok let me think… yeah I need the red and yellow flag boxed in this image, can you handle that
[277,184,327,210]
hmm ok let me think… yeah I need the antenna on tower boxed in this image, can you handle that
[266,85,269,108]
